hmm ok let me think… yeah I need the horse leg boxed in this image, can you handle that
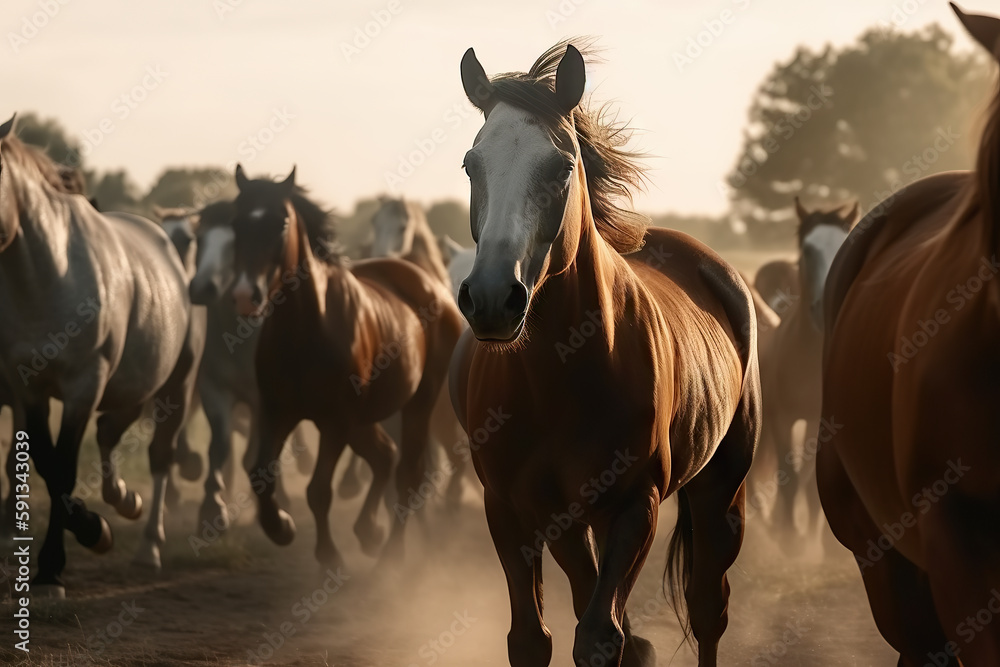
[134,319,200,571]
[485,492,552,667]
[252,405,298,546]
[95,406,144,520]
[291,424,315,475]
[305,427,348,568]
[771,415,803,554]
[921,495,1000,665]
[380,388,434,564]
[245,404,290,509]
[430,385,465,511]
[174,392,203,482]
[198,382,235,530]
[574,488,658,667]
[35,389,112,596]
[347,422,395,557]
[816,443,955,665]
[337,453,364,500]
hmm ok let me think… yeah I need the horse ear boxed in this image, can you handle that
[235,163,249,191]
[0,113,16,140]
[794,196,809,221]
[555,45,586,113]
[461,48,496,113]
[280,165,296,193]
[952,3,1000,59]
[841,201,860,228]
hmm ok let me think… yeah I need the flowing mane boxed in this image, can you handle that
[2,133,83,197]
[288,187,341,263]
[486,39,650,254]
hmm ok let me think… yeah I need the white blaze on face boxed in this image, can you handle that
[473,103,562,282]
[193,226,235,287]
[802,224,848,305]
[249,207,266,221]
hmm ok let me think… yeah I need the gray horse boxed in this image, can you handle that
[0,115,202,596]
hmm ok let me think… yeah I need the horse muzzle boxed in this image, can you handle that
[458,274,529,342]
[232,273,265,317]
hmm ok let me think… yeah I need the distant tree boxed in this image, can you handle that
[13,112,84,168]
[727,24,992,229]
[89,170,141,212]
[142,168,235,211]
[426,200,473,247]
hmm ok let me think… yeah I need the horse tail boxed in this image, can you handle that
[663,486,694,646]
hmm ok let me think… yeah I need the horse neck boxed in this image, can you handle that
[528,180,624,362]
[405,216,449,285]
[0,166,73,299]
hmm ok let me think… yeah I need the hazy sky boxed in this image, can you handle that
[2,0,985,216]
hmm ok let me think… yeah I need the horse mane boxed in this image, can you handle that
[487,39,650,254]
[2,133,83,196]
[196,199,236,232]
[289,187,343,264]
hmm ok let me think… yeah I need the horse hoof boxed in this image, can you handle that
[116,490,143,520]
[261,509,296,546]
[31,584,66,600]
[199,498,230,533]
[78,515,114,554]
[132,541,163,572]
[354,521,385,558]
[337,474,362,500]
[178,451,204,481]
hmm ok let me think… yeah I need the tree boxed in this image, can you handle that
[426,200,473,247]
[727,24,992,229]
[142,168,235,211]
[13,112,84,168]
[89,170,141,212]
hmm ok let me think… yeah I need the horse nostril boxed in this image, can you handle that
[504,283,528,317]
[457,282,475,318]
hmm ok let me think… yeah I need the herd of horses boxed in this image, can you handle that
[2,4,1000,666]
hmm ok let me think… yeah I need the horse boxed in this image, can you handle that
[756,197,856,553]
[450,43,759,667]
[0,115,201,596]
[753,259,798,315]
[818,4,1000,663]
[160,201,314,529]
[445,244,476,302]
[340,196,470,510]
[229,165,463,566]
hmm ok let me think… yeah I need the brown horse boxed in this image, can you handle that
[819,5,1000,664]
[229,166,463,566]
[450,43,759,667]
[756,198,856,553]
[754,259,798,315]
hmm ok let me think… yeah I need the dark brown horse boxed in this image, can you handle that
[450,43,759,667]
[229,166,463,566]
[756,197,856,553]
[819,4,1000,664]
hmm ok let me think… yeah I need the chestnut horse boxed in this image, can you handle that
[757,198,856,553]
[230,166,462,566]
[450,43,759,667]
[820,4,1000,663]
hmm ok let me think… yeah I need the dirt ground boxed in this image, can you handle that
[0,438,896,667]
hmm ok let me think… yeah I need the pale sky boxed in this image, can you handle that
[2,0,985,216]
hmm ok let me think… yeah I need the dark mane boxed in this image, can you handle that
[289,187,342,263]
[488,39,650,254]
[196,199,236,232]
